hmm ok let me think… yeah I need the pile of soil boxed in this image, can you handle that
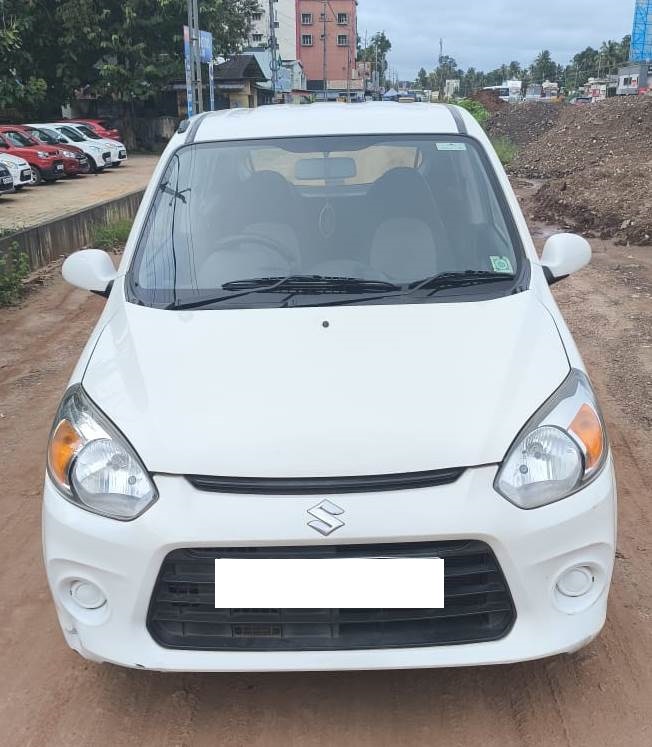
[468,89,506,113]
[510,96,652,244]
[485,101,563,146]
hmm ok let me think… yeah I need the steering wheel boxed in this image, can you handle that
[211,233,297,266]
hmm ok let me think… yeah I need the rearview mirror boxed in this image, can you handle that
[62,249,117,296]
[295,157,357,181]
[541,233,591,284]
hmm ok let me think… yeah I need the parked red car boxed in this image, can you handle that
[0,128,65,184]
[17,125,90,176]
[69,118,121,141]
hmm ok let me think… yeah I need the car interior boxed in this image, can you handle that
[135,138,518,293]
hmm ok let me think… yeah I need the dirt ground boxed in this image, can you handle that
[0,184,651,746]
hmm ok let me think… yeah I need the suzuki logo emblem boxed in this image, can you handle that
[307,500,345,536]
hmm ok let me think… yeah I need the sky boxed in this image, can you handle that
[357,0,636,81]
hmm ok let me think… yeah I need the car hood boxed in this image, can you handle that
[0,155,28,169]
[83,292,570,477]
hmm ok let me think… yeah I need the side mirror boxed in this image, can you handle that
[541,233,591,284]
[62,250,117,296]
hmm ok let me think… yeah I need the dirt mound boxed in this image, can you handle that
[485,102,563,146]
[512,96,652,244]
[468,89,506,113]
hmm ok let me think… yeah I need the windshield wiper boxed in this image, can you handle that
[222,275,401,292]
[165,276,401,311]
[407,270,515,296]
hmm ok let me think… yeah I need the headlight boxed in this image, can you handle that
[36,151,50,159]
[61,150,76,158]
[495,369,607,509]
[89,145,102,152]
[47,385,157,520]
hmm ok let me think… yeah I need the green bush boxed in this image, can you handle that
[92,217,133,249]
[490,136,518,166]
[0,242,30,306]
[456,98,489,126]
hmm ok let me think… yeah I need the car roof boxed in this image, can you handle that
[192,102,468,143]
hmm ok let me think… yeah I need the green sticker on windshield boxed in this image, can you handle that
[490,256,514,274]
[436,142,467,151]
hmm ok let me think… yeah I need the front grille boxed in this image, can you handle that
[147,541,515,651]
[187,468,465,495]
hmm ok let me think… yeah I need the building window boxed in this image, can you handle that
[252,33,263,43]
[301,12,313,24]
[274,21,279,28]
[252,12,262,21]
[337,12,348,25]
[302,34,313,46]
[337,34,348,46]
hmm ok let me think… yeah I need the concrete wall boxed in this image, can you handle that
[0,189,144,271]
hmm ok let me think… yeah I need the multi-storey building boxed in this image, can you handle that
[248,0,297,62]
[296,0,358,98]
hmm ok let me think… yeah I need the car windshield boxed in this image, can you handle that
[129,135,524,309]
[29,128,58,145]
[57,126,85,142]
[4,131,35,147]
[75,124,101,139]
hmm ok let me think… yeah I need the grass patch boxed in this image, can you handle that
[456,98,489,126]
[92,217,133,249]
[491,136,518,166]
[0,242,30,306]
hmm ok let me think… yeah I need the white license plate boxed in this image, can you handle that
[214,557,444,609]
[2,176,12,184]
[55,164,64,171]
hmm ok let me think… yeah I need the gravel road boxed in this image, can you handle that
[0,192,651,746]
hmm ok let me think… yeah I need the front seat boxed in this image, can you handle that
[368,168,446,283]
[199,170,303,285]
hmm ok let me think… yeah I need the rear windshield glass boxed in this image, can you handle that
[129,135,524,309]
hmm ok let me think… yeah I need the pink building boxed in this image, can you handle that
[296,0,358,98]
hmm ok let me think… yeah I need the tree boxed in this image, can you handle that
[432,54,460,99]
[54,0,260,145]
[0,1,47,113]
[530,49,558,83]
[415,67,429,89]
[358,31,392,86]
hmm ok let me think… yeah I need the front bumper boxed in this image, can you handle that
[63,156,90,175]
[39,160,65,180]
[109,148,127,165]
[42,460,617,672]
[0,174,14,193]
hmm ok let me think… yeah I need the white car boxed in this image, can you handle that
[28,124,110,173]
[45,104,616,672]
[0,152,34,189]
[67,121,127,166]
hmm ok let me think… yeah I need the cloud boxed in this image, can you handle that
[357,0,634,79]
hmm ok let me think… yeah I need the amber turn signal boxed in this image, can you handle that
[48,419,82,489]
[569,404,604,471]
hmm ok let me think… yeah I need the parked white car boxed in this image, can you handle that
[28,124,110,173]
[45,103,616,672]
[0,152,34,189]
[67,121,127,166]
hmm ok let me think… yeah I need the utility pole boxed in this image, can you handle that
[322,0,328,102]
[187,0,203,113]
[268,0,279,98]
